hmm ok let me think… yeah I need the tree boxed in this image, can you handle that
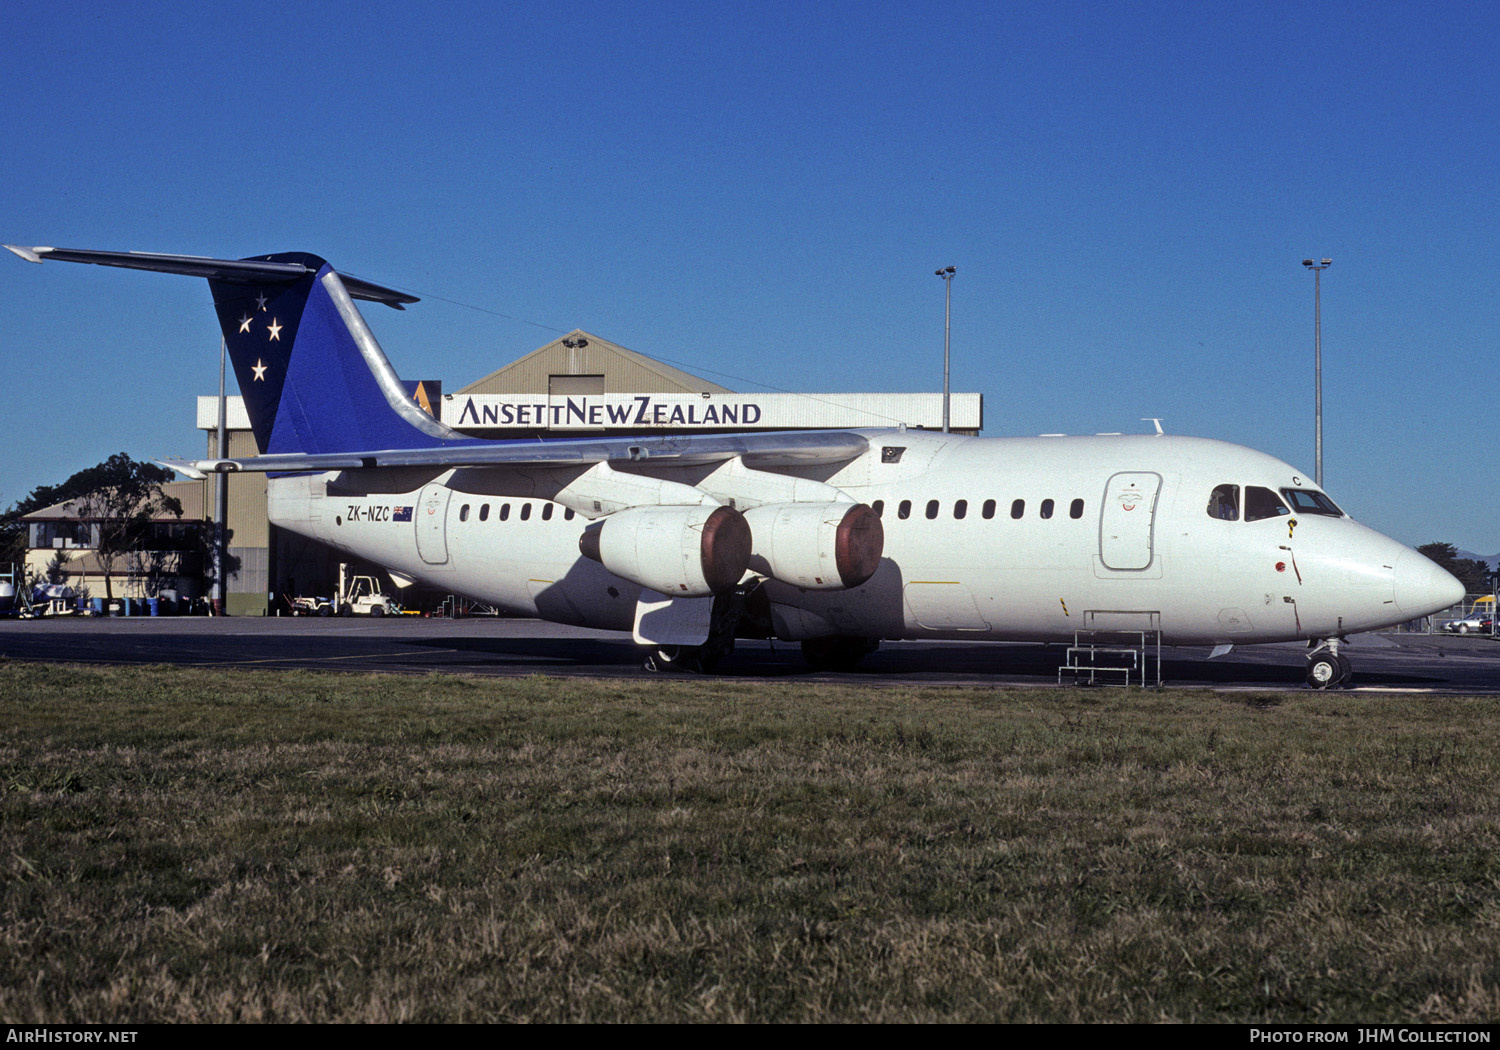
[0,454,182,602]
[70,455,183,602]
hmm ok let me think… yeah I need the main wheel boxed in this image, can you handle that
[643,645,710,673]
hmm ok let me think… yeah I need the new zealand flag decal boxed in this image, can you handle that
[393,506,413,522]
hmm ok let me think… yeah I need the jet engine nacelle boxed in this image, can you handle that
[579,504,751,597]
[742,502,883,590]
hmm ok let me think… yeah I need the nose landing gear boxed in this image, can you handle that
[1306,639,1353,689]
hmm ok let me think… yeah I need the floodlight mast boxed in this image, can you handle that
[936,266,955,433]
[1302,257,1332,487]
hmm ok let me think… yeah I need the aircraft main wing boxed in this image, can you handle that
[185,429,873,474]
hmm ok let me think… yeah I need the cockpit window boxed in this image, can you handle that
[1244,486,1290,522]
[1207,484,1240,521]
[1280,488,1344,517]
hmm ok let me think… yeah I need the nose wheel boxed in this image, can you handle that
[1306,643,1353,689]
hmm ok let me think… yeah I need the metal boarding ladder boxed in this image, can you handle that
[1058,610,1162,687]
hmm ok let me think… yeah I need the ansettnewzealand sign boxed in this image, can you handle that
[442,392,982,431]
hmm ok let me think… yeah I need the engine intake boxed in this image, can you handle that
[579,504,751,597]
[742,502,883,590]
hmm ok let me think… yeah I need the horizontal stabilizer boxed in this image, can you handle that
[155,458,207,481]
[3,245,418,308]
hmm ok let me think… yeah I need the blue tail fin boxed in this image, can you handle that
[5,245,465,456]
[207,252,460,455]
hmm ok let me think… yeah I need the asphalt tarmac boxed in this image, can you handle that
[1,614,1497,693]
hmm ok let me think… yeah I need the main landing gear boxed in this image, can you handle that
[1306,638,1353,689]
[641,586,753,674]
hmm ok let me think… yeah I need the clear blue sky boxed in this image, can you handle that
[2,1,1495,552]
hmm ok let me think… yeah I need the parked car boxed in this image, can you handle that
[1442,616,1494,634]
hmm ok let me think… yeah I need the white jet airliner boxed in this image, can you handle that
[5,245,1464,687]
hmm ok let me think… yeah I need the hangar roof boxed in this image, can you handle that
[458,330,732,396]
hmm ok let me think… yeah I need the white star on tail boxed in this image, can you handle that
[267,318,282,341]
[252,359,267,381]
[238,315,252,333]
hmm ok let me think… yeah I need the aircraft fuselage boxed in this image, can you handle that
[276,430,1450,648]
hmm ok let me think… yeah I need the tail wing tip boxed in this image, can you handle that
[4,244,45,263]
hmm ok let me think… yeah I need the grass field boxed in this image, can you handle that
[1,662,1497,1023]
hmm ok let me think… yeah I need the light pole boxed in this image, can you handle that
[213,337,227,616]
[1302,257,1331,487]
[936,266,955,432]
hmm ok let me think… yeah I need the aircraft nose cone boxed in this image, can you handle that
[1393,549,1466,620]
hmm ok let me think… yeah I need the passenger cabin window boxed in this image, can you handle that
[520,503,532,521]
[499,503,510,521]
[898,500,912,520]
[1011,499,1025,519]
[479,504,490,522]
[954,499,967,520]
[564,508,575,521]
[982,499,996,519]
[1207,484,1240,521]
[459,504,470,522]
[1070,498,1084,519]
[872,500,884,518]
[1281,488,1344,517]
[925,499,939,520]
[1040,499,1054,520]
[1244,486,1290,522]
[542,503,554,521]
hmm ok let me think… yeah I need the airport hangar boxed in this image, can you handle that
[189,330,983,615]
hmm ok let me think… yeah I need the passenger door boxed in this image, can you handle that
[416,484,452,565]
[1098,472,1161,571]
